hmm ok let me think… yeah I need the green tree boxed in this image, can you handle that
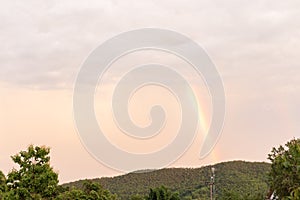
[131,194,146,200]
[290,187,300,200]
[0,170,7,198]
[219,189,241,200]
[6,145,59,199]
[0,170,6,191]
[147,186,179,200]
[219,189,265,200]
[56,187,86,200]
[268,138,300,199]
[57,181,119,200]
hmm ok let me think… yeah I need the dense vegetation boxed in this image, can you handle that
[5,146,59,199]
[66,161,270,199]
[268,138,300,199]
[1,138,299,199]
[0,145,120,200]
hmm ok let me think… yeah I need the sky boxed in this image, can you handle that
[0,0,300,183]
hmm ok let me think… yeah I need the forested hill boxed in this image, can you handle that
[65,161,271,199]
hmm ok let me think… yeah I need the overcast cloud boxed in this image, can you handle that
[0,0,299,90]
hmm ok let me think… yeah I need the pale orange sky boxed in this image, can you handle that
[1,0,300,183]
[0,83,218,182]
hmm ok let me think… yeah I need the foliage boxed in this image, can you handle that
[130,194,146,200]
[0,170,6,191]
[268,138,300,199]
[129,186,180,200]
[5,145,59,199]
[0,170,7,199]
[289,187,300,200]
[147,186,179,200]
[219,189,266,200]
[57,181,119,200]
[0,145,273,199]
[66,161,270,199]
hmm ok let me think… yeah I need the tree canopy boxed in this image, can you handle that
[268,138,300,199]
[5,145,59,199]
[66,161,270,199]
[147,186,179,200]
[0,170,6,198]
[0,143,282,199]
[57,181,119,200]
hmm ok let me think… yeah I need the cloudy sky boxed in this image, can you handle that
[1,0,300,183]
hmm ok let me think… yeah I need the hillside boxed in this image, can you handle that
[64,161,271,199]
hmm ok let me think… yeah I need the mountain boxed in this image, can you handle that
[64,161,271,199]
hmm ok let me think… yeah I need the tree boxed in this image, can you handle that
[147,186,179,200]
[290,187,300,200]
[268,138,300,199]
[56,187,86,200]
[57,181,120,200]
[219,189,265,200]
[131,194,146,200]
[6,145,59,199]
[0,170,7,198]
[0,170,6,191]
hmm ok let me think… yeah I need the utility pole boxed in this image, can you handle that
[210,167,215,200]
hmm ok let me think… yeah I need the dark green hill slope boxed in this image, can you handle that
[65,161,270,199]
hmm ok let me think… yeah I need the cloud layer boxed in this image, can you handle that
[1,0,299,90]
